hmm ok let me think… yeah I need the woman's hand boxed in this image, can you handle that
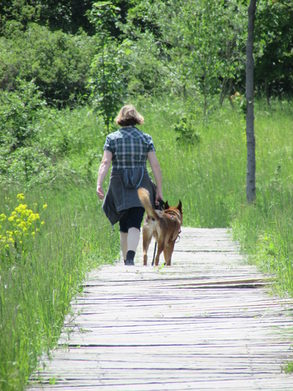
[96,185,104,200]
[155,189,164,205]
[148,151,163,205]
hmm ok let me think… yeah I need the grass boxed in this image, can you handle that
[0,183,119,390]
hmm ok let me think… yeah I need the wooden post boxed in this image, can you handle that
[246,0,257,203]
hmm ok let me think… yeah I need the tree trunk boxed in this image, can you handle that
[246,0,257,203]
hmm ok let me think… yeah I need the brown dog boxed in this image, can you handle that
[138,187,182,266]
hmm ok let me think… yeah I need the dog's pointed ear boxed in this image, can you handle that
[177,200,182,213]
[164,201,170,209]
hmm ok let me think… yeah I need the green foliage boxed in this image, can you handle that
[1,0,293,108]
[0,0,41,32]
[255,0,293,98]
[0,0,94,34]
[0,80,55,185]
[0,104,105,186]
[124,0,162,37]
[0,79,45,150]
[122,0,293,101]
[88,39,130,132]
[284,361,293,374]
[126,32,168,96]
[87,1,121,38]
[0,23,96,106]
[87,2,130,131]
[173,115,201,146]
[161,0,246,108]
[0,146,53,185]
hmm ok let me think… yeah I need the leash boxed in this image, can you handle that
[152,242,157,266]
[151,199,165,266]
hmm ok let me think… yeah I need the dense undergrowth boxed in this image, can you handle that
[0,97,292,389]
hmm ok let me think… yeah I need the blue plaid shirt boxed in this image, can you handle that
[103,127,155,169]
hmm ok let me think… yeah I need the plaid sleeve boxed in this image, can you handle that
[146,134,155,152]
[103,136,113,152]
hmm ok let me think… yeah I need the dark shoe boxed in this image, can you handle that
[125,250,135,266]
[124,259,134,266]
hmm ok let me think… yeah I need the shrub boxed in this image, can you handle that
[0,79,45,150]
[173,114,201,145]
[0,23,96,106]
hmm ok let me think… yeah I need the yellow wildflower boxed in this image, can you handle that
[0,213,6,221]
[43,203,48,210]
[15,204,27,213]
[18,222,26,230]
[17,193,25,201]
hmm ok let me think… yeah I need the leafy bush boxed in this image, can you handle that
[0,146,54,185]
[173,114,201,145]
[0,23,97,106]
[0,79,45,150]
[0,99,106,186]
[125,32,168,96]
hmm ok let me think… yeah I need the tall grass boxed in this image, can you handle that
[139,97,293,294]
[140,97,247,226]
[0,184,119,390]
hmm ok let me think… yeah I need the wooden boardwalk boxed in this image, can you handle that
[29,228,293,390]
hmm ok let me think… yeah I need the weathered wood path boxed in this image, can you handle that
[29,228,293,390]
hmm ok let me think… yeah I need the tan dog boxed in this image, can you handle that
[138,187,182,266]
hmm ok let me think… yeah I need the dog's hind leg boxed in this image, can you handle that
[164,241,175,266]
[154,240,164,266]
[142,227,152,266]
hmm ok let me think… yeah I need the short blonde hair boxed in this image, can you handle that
[115,105,144,126]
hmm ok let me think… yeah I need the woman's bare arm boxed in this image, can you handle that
[96,150,112,200]
[148,151,163,202]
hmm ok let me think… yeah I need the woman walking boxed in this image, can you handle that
[96,105,163,265]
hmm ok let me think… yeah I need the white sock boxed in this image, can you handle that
[120,232,128,260]
[127,227,140,252]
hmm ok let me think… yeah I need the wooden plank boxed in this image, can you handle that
[27,227,293,391]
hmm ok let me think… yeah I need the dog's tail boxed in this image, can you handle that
[137,187,157,220]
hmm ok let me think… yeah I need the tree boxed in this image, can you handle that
[136,0,247,114]
[88,40,130,132]
[88,2,130,132]
[246,0,257,203]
